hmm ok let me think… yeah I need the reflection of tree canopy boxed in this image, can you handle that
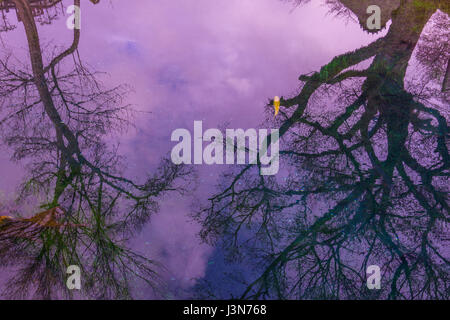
[0,0,190,299]
[197,0,449,299]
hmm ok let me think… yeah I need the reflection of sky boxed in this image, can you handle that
[0,0,383,298]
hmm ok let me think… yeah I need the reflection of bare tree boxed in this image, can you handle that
[197,0,449,299]
[0,0,191,299]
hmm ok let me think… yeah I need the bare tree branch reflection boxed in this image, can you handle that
[197,0,449,300]
[0,0,192,299]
